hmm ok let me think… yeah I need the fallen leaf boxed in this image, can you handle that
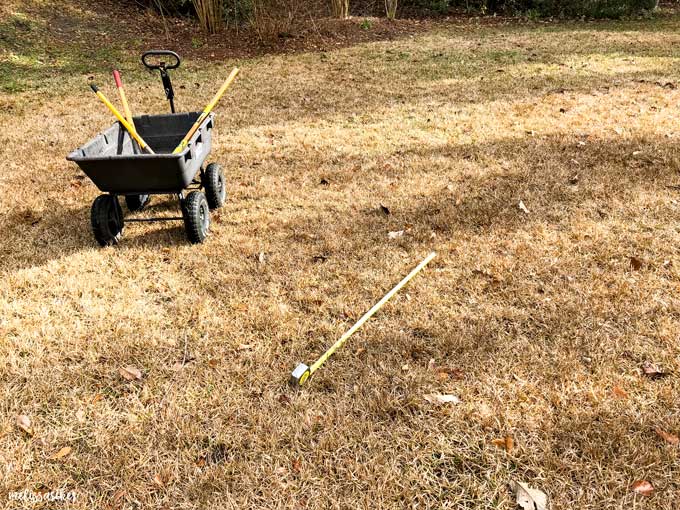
[258,252,266,263]
[153,473,164,486]
[632,480,654,496]
[512,480,547,510]
[238,344,252,351]
[630,257,643,270]
[655,427,679,446]
[401,364,409,371]
[379,204,390,215]
[388,230,404,239]
[641,361,667,379]
[612,385,628,399]
[278,394,291,405]
[292,458,302,473]
[492,436,514,452]
[355,347,366,356]
[208,359,219,368]
[16,415,33,435]
[90,393,103,404]
[195,457,207,467]
[119,366,142,381]
[436,366,465,380]
[518,200,530,214]
[49,446,72,460]
[424,393,461,405]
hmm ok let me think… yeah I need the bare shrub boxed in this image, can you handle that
[330,0,350,17]
[250,0,312,41]
[385,0,397,18]
[193,0,222,33]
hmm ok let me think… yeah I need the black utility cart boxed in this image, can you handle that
[67,51,227,245]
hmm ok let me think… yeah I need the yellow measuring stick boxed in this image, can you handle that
[290,252,437,386]
[172,67,239,154]
[90,84,154,154]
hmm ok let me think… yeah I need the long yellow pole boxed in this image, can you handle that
[172,67,239,154]
[90,84,154,154]
[309,252,437,375]
[113,70,135,127]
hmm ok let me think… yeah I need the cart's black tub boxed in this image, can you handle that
[67,112,214,194]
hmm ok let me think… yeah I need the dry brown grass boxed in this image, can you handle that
[2,3,680,509]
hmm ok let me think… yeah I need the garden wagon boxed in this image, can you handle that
[66,50,228,245]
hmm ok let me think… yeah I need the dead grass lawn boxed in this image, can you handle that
[1,3,680,509]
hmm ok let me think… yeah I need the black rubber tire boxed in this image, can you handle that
[182,191,210,244]
[203,163,226,210]
[125,194,150,212]
[91,194,123,246]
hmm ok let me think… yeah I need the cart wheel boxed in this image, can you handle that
[204,163,226,209]
[125,194,150,212]
[182,191,210,244]
[91,194,123,246]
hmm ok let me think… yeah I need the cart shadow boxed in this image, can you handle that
[0,199,191,274]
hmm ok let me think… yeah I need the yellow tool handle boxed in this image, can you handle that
[90,84,154,154]
[113,70,135,127]
[172,67,239,154]
[309,252,437,374]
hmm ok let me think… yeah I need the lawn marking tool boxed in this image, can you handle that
[89,84,154,154]
[290,251,437,386]
[172,67,239,154]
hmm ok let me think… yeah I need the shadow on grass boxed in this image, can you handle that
[282,133,679,249]
[0,195,192,273]
[2,134,677,272]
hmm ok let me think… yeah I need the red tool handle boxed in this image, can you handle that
[113,69,123,88]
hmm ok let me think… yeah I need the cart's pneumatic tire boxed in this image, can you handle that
[182,191,210,244]
[125,194,150,212]
[91,194,123,246]
[204,163,226,210]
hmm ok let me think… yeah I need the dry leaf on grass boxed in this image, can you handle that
[119,366,143,381]
[49,446,72,460]
[512,480,547,510]
[388,230,404,239]
[491,435,514,452]
[641,361,667,379]
[208,359,219,368]
[16,415,33,435]
[292,458,302,473]
[612,385,628,399]
[238,344,253,350]
[655,427,679,446]
[424,393,461,405]
[518,200,530,214]
[632,480,654,496]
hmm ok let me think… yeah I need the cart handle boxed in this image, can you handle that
[142,50,180,70]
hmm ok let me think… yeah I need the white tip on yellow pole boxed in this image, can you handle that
[290,252,437,386]
[172,67,239,154]
[90,84,154,154]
